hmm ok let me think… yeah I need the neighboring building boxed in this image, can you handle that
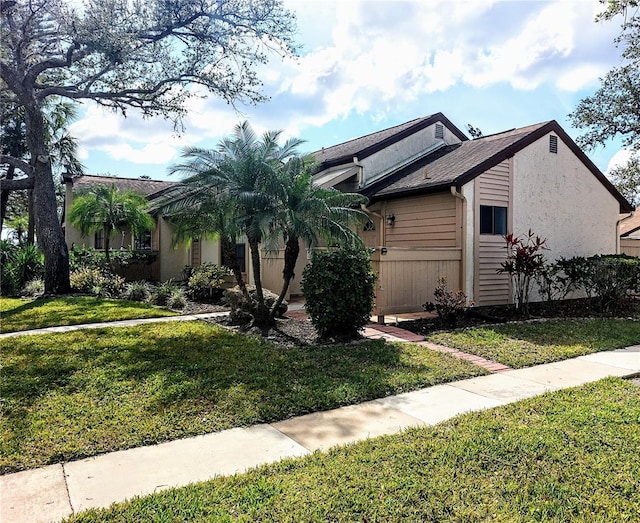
[63,113,632,317]
[310,113,631,317]
[62,174,252,282]
[620,211,640,257]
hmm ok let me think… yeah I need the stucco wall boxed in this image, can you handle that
[158,217,190,281]
[512,133,619,260]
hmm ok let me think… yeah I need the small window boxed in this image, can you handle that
[480,205,507,235]
[94,229,104,250]
[549,135,558,154]
[435,123,444,139]
[363,220,376,232]
[134,231,152,250]
[221,243,246,273]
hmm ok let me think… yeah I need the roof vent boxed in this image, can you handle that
[435,123,444,139]
[549,135,558,154]
[422,167,429,179]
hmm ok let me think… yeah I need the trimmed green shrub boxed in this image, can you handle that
[541,254,640,312]
[186,262,231,301]
[70,268,125,298]
[302,247,376,340]
[581,254,640,311]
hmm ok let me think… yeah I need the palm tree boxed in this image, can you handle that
[171,121,304,326]
[265,155,367,320]
[163,194,250,298]
[68,184,154,266]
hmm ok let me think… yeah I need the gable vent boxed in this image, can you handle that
[435,123,444,139]
[549,135,558,154]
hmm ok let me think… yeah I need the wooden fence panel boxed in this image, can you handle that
[371,248,462,315]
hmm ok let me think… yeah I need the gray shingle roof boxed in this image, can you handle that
[69,175,176,198]
[367,122,549,198]
[312,113,468,168]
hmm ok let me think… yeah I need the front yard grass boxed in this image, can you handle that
[66,378,640,522]
[0,296,176,333]
[0,321,486,473]
[428,318,640,368]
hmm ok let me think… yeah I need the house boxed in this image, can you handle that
[63,113,632,319]
[620,211,640,257]
[308,113,631,319]
[63,174,255,283]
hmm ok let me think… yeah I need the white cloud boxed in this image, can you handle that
[73,0,624,175]
[606,149,634,173]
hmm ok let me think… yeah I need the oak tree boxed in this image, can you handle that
[0,0,296,293]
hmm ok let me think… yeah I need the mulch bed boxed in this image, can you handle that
[396,298,640,336]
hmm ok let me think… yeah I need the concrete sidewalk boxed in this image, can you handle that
[2,340,638,523]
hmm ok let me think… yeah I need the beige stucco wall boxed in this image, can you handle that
[157,217,190,281]
[512,133,619,260]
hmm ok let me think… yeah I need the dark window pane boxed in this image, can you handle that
[94,230,104,249]
[494,207,507,235]
[480,205,493,234]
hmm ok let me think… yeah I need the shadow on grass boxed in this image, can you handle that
[1,321,484,472]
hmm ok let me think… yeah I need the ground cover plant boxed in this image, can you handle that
[428,318,640,368]
[65,378,640,522]
[0,321,486,473]
[0,297,176,333]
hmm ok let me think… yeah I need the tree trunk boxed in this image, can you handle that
[25,105,70,294]
[248,235,272,328]
[270,236,299,321]
[221,236,249,300]
[27,188,34,246]
[0,165,15,232]
[104,224,111,268]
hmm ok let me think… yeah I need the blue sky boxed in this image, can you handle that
[69,0,631,182]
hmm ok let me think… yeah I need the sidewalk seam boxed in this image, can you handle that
[61,462,74,517]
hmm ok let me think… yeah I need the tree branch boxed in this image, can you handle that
[0,154,33,176]
[0,176,34,191]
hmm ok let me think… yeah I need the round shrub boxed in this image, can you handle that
[187,262,231,301]
[167,288,187,310]
[122,280,152,302]
[302,247,376,340]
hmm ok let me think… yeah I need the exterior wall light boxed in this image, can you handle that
[386,213,395,227]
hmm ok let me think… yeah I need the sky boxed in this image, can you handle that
[69,0,632,182]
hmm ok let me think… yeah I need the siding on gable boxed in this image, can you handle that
[384,193,459,248]
[475,159,511,306]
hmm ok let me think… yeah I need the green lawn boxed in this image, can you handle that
[65,378,640,522]
[0,296,176,333]
[0,321,485,473]
[428,318,640,368]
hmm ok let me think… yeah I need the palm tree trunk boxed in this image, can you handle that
[222,237,250,300]
[103,224,111,268]
[270,236,299,320]
[248,236,272,328]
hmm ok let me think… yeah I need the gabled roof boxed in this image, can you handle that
[620,211,640,237]
[312,112,468,169]
[66,174,176,198]
[361,120,632,213]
